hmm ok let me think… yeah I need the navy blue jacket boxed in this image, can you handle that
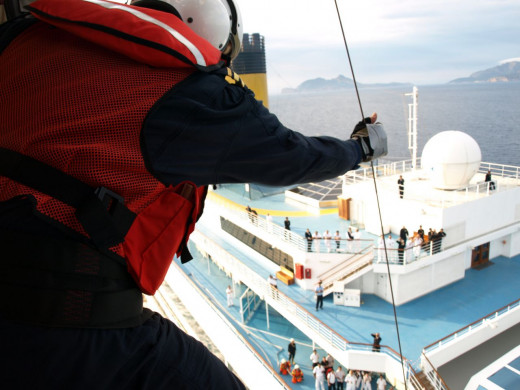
[143,70,362,187]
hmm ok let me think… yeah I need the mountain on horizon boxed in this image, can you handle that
[281,75,410,94]
[449,60,520,84]
[281,60,519,93]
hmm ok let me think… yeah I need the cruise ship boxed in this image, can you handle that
[145,35,520,390]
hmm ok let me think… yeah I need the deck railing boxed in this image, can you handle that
[479,162,520,180]
[209,195,308,251]
[343,161,520,209]
[213,194,375,254]
[168,259,291,389]
[375,239,444,265]
[191,230,423,389]
[420,353,450,390]
[423,298,520,355]
[344,159,520,185]
[343,158,419,185]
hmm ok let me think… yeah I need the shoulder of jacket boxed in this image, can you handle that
[213,67,247,88]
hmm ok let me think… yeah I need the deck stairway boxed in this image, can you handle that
[317,250,375,297]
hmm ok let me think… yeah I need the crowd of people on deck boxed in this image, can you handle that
[304,227,366,254]
[377,225,447,264]
[244,205,448,262]
[277,342,391,389]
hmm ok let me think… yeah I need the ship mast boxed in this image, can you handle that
[405,86,418,170]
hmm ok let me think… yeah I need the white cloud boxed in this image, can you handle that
[237,0,520,93]
[500,57,520,64]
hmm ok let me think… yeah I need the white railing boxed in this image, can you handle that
[167,259,291,389]
[420,354,450,390]
[190,230,423,388]
[423,298,520,355]
[307,237,375,254]
[343,158,419,185]
[375,239,444,265]
[344,161,520,210]
[344,160,520,187]
[210,194,308,251]
[213,194,376,255]
[479,162,520,180]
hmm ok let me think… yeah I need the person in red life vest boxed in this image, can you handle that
[0,0,388,388]
[292,364,304,383]
[279,358,291,375]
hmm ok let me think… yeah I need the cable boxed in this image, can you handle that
[333,1,409,388]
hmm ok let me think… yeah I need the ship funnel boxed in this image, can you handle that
[231,33,269,108]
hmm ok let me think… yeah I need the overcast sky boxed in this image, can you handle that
[238,0,520,94]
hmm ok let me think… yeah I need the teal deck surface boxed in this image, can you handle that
[175,186,520,389]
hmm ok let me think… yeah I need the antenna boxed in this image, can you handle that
[405,87,418,169]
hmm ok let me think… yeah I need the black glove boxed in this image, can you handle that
[350,117,388,162]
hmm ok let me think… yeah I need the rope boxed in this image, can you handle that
[332,1,409,388]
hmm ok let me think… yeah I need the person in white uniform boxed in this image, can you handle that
[345,370,356,390]
[313,363,326,390]
[226,285,234,307]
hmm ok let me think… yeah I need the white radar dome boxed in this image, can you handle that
[421,131,481,190]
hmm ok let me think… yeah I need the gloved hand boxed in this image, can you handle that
[350,113,388,162]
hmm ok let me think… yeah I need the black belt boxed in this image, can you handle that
[0,228,150,328]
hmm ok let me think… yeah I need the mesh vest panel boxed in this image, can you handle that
[0,22,195,254]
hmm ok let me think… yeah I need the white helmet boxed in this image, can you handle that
[220,0,243,60]
[158,0,243,60]
[281,359,286,364]
[294,364,299,370]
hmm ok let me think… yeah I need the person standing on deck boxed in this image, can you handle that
[288,338,297,365]
[305,228,313,252]
[345,370,357,390]
[0,0,388,388]
[284,216,291,241]
[315,280,324,310]
[323,229,332,252]
[397,175,405,198]
[226,285,234,307]
[335,366,346,390]
[399,226,409,245]
[310,349,320,368]
[371,332,382,352]
[313,230,322,252]
[314,362,326,390]
[346,227,354,252]
[327,367,337,390]
[334,230,341,251]
[376,374,387,390]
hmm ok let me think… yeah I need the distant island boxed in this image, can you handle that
[282,60,520,93]
[449,60,520,83]
[281,75,410,94]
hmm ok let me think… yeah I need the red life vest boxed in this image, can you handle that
[280,361,291,375]
[0,0,223,295]
[291,369,303,383]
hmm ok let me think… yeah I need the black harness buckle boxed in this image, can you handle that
[95,186,125,213]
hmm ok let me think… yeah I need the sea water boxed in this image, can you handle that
[269,82,520,167]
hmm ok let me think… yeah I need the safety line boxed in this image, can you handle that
[333,1,408,388]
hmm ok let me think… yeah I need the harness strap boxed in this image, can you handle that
[0,228,148,328]
[0,147,136,249]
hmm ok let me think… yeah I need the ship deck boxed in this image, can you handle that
[172,184,520,389]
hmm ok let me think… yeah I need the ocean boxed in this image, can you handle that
[269,82,520,167]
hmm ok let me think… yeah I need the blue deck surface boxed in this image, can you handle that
[176,186,520,389]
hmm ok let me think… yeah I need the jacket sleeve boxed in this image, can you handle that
[142,71,362,187]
